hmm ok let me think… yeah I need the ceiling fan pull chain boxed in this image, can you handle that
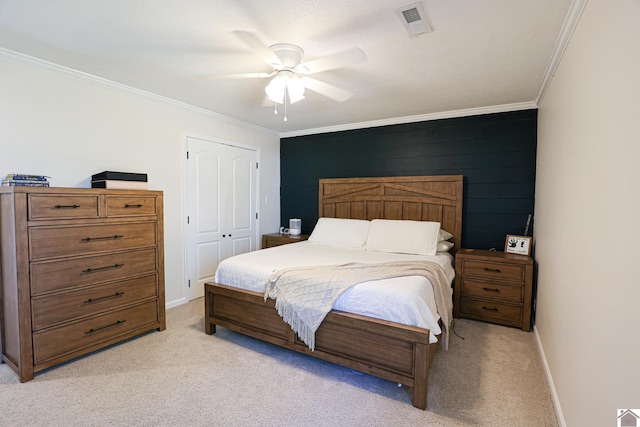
[284,95,287,122]
[284,91,288,122]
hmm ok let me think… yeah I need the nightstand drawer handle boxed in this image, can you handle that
[482,306,499,312]
[484,267,501,273]
[482,287,500,293]
[54,204,80,209]
[124,203,144,208]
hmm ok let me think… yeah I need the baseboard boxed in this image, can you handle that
[165,297,189,310]
[533,325,567,427]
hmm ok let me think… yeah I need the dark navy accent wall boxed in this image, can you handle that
[280,110,537,250]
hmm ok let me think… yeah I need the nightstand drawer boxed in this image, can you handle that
[460,278,524,303]
[460,297,522,324]
[461,259,525,284]
[262,233,309,248]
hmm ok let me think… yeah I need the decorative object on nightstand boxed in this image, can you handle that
[288,218,302,236]
[504,234,532,256]
[262,233,309,249]
[454,248,533,331]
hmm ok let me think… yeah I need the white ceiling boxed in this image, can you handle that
[0,0,574,136]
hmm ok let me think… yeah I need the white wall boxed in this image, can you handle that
[0,54,281,308]
[535,0,640,425]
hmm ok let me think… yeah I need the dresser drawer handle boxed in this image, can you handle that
[483,267,501,273]
[81,234,124,242]
[82,263,124,273]
[85,320,126,335]
[482,306,499,312]
[54,204,80,209]
[83,292,125,304]
[124,204,144,208]
[482,287,500,293]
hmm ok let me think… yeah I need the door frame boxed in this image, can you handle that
[182,131,261,303]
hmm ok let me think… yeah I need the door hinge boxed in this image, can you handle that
[256,162,258,169]
[187,216,190,224]
[186,151,189,159]
[188,279,191,288]
[256,212,259,219]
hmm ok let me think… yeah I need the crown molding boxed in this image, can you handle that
[535,0,589,105]
[0,47,279,137]
[279,101,538,138]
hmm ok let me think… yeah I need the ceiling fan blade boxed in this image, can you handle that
[198,72,274,80]
[296,48,367,75]
[232,30,282,67]
[300,77,353,102]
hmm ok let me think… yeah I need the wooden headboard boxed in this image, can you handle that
[318,175,464,252]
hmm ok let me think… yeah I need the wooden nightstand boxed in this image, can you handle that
[262,233,309,249]
[454,249,533,331]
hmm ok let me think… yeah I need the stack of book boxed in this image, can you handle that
[91,171,148,189]
[2,174,50,187]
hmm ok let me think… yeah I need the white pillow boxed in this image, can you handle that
[308,217,371,249]
[437,240,454,252]
[364,219,441,256]
[439,229,453,242]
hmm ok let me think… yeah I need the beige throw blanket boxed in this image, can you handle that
[264,261,452,351]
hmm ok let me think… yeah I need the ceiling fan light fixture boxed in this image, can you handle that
[265,70,305,105]
[265,71,289,104]
[286,75,305,104]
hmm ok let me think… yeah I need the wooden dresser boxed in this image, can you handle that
[261,233,309,249]
[454,249,533,331]
[0,187,165,382]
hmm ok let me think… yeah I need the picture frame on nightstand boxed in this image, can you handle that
[504,234,532,255]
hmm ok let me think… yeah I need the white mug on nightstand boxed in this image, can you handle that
[279,226,289,235]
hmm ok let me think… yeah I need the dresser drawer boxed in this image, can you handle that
[106,195,157,217]
[461,259,525,283]
[29,222,156,260]
[31,274,158,330]
[460,297,523,324]
[30,248,157,295]
[459,278,524,303]
[28,195,99,220]
[32,300,159,365]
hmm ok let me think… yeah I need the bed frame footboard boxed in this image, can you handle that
[204,282,438,410]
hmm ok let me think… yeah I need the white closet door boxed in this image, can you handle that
[226,147,257,258]
[186,136,258,300]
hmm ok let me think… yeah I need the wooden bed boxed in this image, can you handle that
[204,175,463,409]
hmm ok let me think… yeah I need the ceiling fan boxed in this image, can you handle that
[199,31,367,121]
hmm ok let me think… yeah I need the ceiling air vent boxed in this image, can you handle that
[396,2,434,37]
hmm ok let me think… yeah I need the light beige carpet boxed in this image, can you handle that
[0,298,557,426]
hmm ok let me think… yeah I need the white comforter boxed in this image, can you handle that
[214,241,455,344]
